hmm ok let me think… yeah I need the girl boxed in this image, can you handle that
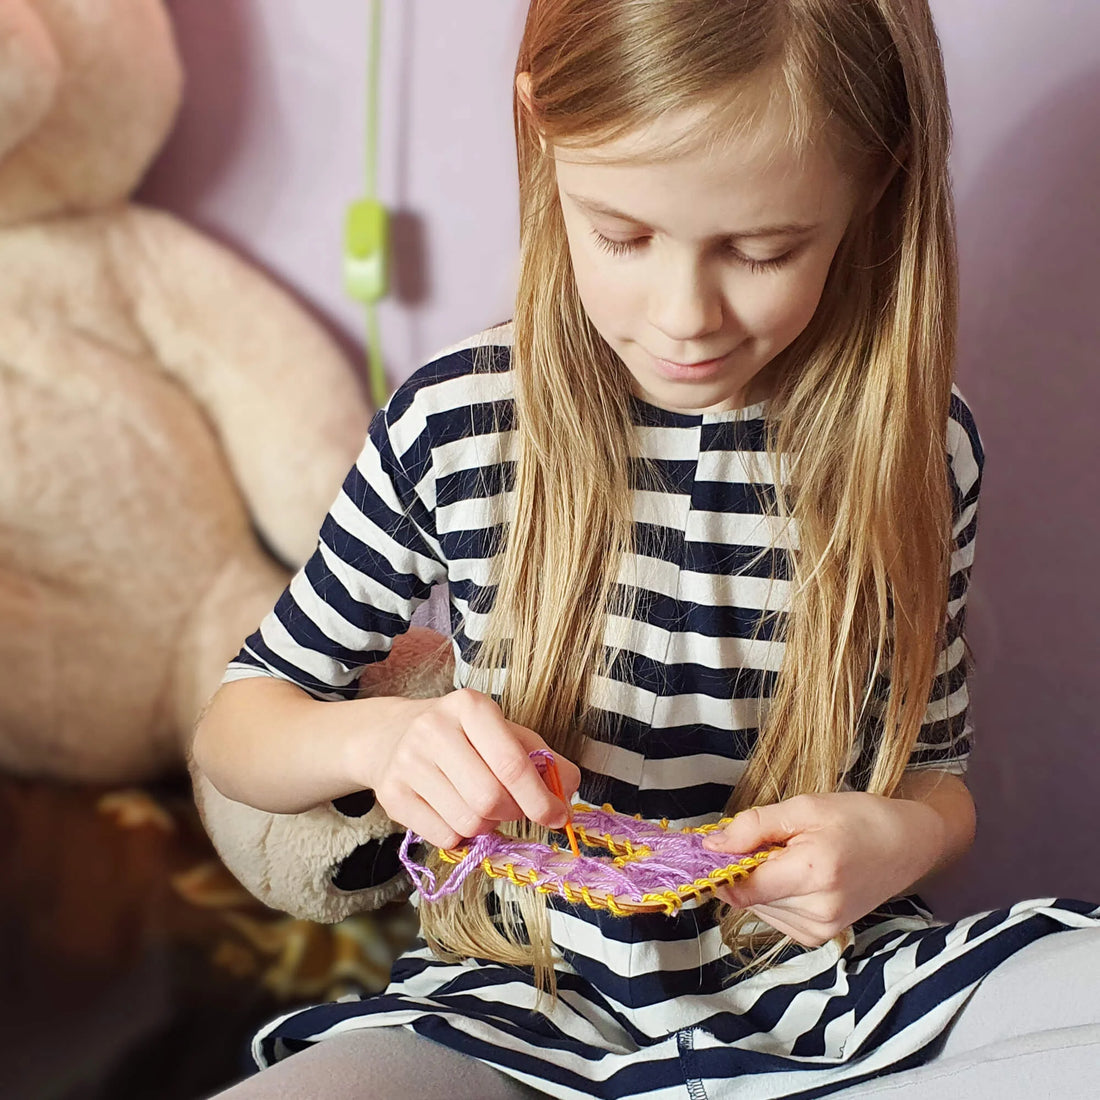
[195,1,1100,1097]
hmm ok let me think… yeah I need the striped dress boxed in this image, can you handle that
[225,325,1099,1098]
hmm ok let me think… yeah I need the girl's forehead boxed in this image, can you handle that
[551,71,820,162]
[551,104,855,229]
[553,96,834,182]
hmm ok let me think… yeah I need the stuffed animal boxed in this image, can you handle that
[0,0,450,917]
[193,637,455,922]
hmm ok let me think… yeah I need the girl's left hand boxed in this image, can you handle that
[701,792,945,948]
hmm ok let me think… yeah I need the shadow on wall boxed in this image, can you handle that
[389,0,432,307]
[925,68,1100,920]
[140,0,257,220]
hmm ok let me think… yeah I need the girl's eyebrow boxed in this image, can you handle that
[566,192,820,240]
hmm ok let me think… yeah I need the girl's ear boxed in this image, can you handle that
[516,71,548,153]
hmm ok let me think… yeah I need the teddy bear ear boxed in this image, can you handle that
[0,0,62,162]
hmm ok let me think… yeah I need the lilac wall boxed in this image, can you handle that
[143,0,526,371]
[932,1,1100,916]
[142,1,1100,916]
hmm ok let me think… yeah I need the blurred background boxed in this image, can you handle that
[3,1,1098,1097]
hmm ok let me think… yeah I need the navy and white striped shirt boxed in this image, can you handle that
[228,323,979,816]
[224,325,1094,1100]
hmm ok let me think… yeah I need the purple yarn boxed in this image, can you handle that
[398,751,750,907]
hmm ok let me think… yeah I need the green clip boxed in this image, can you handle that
[344,198,390,303]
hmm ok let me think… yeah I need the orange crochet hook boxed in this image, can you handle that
[543,755,581,857]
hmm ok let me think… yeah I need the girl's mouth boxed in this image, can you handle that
[651,352,729,381]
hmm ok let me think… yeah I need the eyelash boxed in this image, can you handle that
[589,229,795,274]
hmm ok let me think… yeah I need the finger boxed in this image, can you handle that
[737,904,802,943]
[718,886,827,930]
[442,691,577,824]
[507,724,582,801]
[466,719,573,828]
[711,888,799,939]
[712,892,829,949]
[744,904,835,949]
[392,791,469,851]
[413,763,504,843]
[716,879,845,947]
[547,748,582,801]
[434,738,527,825]
[702,796,820,855]
[715,848,816,909]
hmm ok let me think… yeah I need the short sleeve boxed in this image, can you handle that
[223,401,448,701]
[904,390,985,774]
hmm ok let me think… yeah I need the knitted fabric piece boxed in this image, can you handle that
[398,752,771,916]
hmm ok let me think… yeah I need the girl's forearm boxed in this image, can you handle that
[190,677,411,814]
[892,769,977,888]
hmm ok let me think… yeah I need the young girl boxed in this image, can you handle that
[195,1,1100,1097]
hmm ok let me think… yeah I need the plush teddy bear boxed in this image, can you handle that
[0,0,451,918]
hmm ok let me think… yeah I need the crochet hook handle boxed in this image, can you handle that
[543,754,581,857]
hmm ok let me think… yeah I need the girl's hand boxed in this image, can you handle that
[349,688,581,849]
[701,791,947,948]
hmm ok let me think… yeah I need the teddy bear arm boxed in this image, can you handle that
[0,0,61,165]
[117,206,371,566]
[191,759,411,923]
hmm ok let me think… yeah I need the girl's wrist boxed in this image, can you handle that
[889,795,949,889]
[339,694,430,793]
[890,771,977,887]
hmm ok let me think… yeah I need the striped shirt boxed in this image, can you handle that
[228,323,978,804]
[226,326,1097,1097]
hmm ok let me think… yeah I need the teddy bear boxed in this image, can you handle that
[0,0,452,920]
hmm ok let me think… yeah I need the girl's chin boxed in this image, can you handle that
[633,385,750,415]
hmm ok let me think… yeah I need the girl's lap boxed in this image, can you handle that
[939,925,1100,1054]
[208,1026,545,1100]
[829,927,1100,1099]
[233,905,1100,1097]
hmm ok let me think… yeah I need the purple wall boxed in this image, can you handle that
[143,0,525,371]
[142,0,1100,916]
[933,2,1100,916]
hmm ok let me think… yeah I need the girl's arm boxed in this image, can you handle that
[191,678,579,849]
[192,677,419,813]
[701,773,976,947]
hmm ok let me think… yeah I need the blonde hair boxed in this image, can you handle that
[418,0,957,991]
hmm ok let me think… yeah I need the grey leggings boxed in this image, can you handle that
[209,928,1100,1099]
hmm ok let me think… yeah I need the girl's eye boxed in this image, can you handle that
[590,230,647,257]
[732,249,797,275]
[590,229,797,274]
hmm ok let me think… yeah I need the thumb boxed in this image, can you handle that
[702,799,814,855]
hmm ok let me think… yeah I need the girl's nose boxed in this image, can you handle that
[648,258,724,343]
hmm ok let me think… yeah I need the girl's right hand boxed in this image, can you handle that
[349,687,581,849]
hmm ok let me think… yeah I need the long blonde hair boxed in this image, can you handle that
[418,0,957,991]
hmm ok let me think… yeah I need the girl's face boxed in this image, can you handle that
[553,99,864,413]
